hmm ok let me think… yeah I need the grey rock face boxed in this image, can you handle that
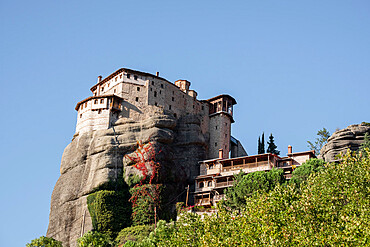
[320,123,370,162]
[47,113,207,247]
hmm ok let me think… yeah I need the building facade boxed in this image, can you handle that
[194,147,316,207]
[75,68,247,160]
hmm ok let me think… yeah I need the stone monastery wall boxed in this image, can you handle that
[75,68,241,160]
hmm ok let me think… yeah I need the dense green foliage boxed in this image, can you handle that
[266,133,280,155]
[223,168,285,209]
[77,231,113,247]
[307,127,330,155]
[290,158,326,187]
[127,149,370,246]
[26,236,63,247]
[87,190,131,238]
[115,224,154,245]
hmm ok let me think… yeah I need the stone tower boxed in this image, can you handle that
[207,95,236,159]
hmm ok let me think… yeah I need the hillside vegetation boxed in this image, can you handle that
[28,149,370,246]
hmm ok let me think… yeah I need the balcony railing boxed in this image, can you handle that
[194,198,211,206]
[215,180,234,188]
[222,161,269,173]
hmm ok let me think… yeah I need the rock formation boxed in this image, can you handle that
[320,123,370,162]
[47,110,208,247]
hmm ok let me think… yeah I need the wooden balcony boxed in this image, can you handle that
[222,161,269,173]
[215,180,234,188]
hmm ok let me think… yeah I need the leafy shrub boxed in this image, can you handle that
[87,190,131,238]
[290,158,326,187]
[77,231,113,247]
[26,236,62,247]
[115,224,154,245]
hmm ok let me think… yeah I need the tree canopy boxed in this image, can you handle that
[307,127,331,155]
[267,133,280,155]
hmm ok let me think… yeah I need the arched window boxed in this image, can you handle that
[208,181,212,187]
[199,182,204,188]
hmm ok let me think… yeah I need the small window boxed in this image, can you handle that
[114,89,116,93]
[215,142,218,147]
[134,75,138,80]
[208,181,212,187]
[94,99,98,104]
[199,182,204,188]
[159,90,161,94]
[135,97,139,102]
[172,97,174,101]
[202,106,204,110]
[152,81,154,85]
[225,134,227,138]
[120,74,122,79]
[172,91,174,95]
[174,113,177,118]
[100,99,104,103]
[85,103,87,107]
[107,83,110,87]
[154,91,157,97]
[80,114,82,118]
[98,109,101,114]
[127,74,130,79]
[193,105,195,109]
[81,105,83,110]
[137,87,140,91]
[155,102,158,106]
[94,93,97,96]
[101,87,104,91]
[115,77,117,82]
[169,105,172,110]
[215,126,218,130]
[150,88,152,91]
[225,123,228,126]
[161,84,164,88]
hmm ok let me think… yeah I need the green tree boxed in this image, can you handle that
[290,158,326,187]
[224,168,285,209]
[266,133,280,155]
[77,231,113,247]
[258,133,265,154]
[26,236,63,247]
[307,127,330,155]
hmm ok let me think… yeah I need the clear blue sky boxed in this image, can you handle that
[1,1,369,246]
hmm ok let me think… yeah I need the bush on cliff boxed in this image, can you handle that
[115,224,154,246]
[77,231,113,247]
[26,236,63,247]
[87,190,131,238]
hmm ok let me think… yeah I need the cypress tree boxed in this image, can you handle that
[258,137,261,154]
[261,132,265,154]
[267,133,280,155]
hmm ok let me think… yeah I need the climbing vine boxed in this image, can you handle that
[125,141,163,225]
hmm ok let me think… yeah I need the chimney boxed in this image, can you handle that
[156,72,159,77]
[97,75,102,83]
[288,145,292,154]
[219,149,223,159]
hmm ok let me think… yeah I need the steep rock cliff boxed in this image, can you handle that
[320,123,370,162]
[47,112,208,247]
